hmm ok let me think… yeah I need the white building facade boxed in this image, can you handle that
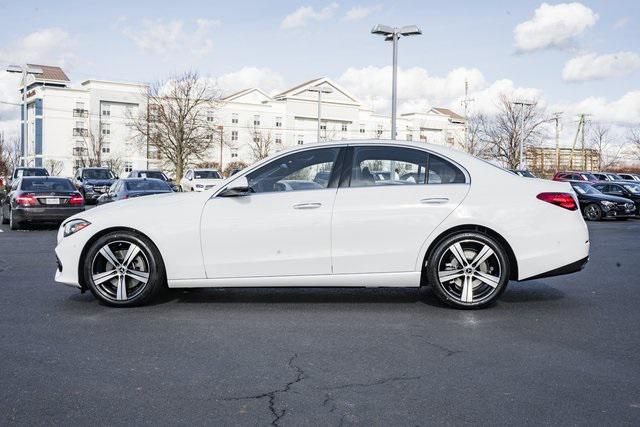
[18,68,465,177]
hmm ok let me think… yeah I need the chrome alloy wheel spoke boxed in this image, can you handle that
[461,275,474,303]
[449,242,468,267]
[99,245,121,268]
[439,269,465,283]
[473,270,500,288]
[121,244,141,268]
[92,269,118,285]
[470,244,494,269]
[125,269,149,284]
[116,274,127,300]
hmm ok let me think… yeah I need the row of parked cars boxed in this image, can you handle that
[511,169,640,221]
[0,166,226,230]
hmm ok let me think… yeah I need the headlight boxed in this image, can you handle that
[601,201,615,209]
[84,184,94,190]
[195,184,203,188]
[63,219,91,237]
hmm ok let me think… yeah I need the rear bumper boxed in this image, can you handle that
[14,207,85,223]
[523,256,589,281]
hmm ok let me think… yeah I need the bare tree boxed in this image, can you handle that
[247,122,273,162]
[78,126,107,168]
[0,136,20,177]
[461,114,490,157]
[103,154,125,176]
[589,123,624,171]
[44,159,64,176]
[223,161,248,177]
[481,94,548,169]
[629,127,640,161]
[128,71,221,180]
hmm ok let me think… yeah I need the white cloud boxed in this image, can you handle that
[281,3,339,29]
[514,2,598,52]
[552,91,640,126]
[344,4,382,21]
[0,27,76,66]
[613,17,630,30]
[121,18,220,57]
[562,51,640,82]
[215,67,286,95]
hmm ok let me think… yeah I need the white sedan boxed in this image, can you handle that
[179,168,223,192]
[55,140,589,309]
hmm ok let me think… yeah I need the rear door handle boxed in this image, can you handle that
[293,202,322,210]
[420,197,449,204]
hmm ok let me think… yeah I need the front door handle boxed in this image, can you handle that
[293,202,322,210]
[420,197,449,204]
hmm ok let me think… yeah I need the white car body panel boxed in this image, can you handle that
[55,140,589,291]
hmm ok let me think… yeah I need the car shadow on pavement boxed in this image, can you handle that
[501,281,565,303]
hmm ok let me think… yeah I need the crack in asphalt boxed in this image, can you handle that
[411,333,463,357]
[222,353,305,426]
[321,373,422,391]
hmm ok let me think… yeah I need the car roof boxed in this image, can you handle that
[20,176,68,180]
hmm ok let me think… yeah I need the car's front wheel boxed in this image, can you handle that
[83,231,166,307]
[427,232,510,309]
[583,203,602,221]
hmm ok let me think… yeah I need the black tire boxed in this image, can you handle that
[427,232,510,309]
[9,209,21,230]
[583,203,602,221]
[1,206,8,224]
[83,231,166,307]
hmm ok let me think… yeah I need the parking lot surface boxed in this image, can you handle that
[1,220,639,425]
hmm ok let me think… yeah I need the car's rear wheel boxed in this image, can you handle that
[83,231,166,307]
[583,203,602,221]
[427,232,510,309]
[9,209,21,230]
[1,206,8,224]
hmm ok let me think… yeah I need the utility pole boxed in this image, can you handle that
[553,112,562,171]
[569,114,589,170]
[218,125,224,172]
[308,85,333,143]
[461,79,475,150]
[581,115,589,170]
[513,101,534,169]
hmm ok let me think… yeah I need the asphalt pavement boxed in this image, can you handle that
[0,220,639,425]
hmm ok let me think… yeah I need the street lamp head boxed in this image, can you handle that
[5,65,43,74]
[399,25,422,36]
[371,24,395,36]
[5,65,23,74]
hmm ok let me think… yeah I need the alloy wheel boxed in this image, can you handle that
[437,239,502,304]
[584,204,600,221]
[90,240,150,301]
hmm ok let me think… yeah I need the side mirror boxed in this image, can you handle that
[218,176,252,197]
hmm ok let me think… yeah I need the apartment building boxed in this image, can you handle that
[17,66,466,177]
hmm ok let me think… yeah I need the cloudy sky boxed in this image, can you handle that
[0,0,639,144]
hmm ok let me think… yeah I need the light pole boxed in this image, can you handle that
[513,101,534,170]
[5,65,43,166]
[371,24,421,140]
[308,85,333,143]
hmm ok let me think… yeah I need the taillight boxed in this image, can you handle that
[69,193,84,206]
[16,193,37,206]
[536,192,577,211]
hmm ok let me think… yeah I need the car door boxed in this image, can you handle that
[331,145,470,275]
[200,147,343,279]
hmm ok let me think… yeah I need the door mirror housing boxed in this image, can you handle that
[218,176,252,197]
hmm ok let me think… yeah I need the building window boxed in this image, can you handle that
[231,130,238,141]
[101,123,110,135]
[359,124,365,134]
[253,136,260,143]
[231,113,238,124]
[341,123,348,132]
[275,134,283,145]
[74,159,83,169]
[124,162,133,173]
[275,117,282,127]
[101,145,111,154]
[231,148,239,158]
[73,121,86,136]
[73,102,87,118]
[253,115,260,126]
[102,104,110,116]
[376,125,383,138]
[406,134,413,141]
[297,135,304,145]
[320,123,326,131]
[207,110,215,122]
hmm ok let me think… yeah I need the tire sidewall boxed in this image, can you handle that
[83,231,165,307]
[583,203,602,221]
[428,232,510,309]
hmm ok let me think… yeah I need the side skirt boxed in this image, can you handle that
[168,271,421,289]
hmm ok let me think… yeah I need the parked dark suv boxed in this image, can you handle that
[73,167,118,204]
[569,181,635,221]
[127,169,180,192]
[8,167,49,187]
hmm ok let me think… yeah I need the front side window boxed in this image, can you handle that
[247,148,339,194]
[349,146,465,187]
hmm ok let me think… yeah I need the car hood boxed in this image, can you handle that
[579,193,634,204]
[84,179,116,186]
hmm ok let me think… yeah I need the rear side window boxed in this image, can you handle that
[125,180,171,191]
[348,146,465,187]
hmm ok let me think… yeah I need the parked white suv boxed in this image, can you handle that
[180,169,223,192]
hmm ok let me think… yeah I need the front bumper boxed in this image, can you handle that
[14,207,85,223]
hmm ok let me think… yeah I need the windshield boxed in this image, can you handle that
[124,179,171,191]
[607,174,622,180]
[83,169,115,180]
[194,170,221,179]
[571,182,601,195]
[139,171,168,181]
[15,168,48,178]
[581,173,597,181]
[21,178,75,192]
[622,183,640,194]
[518,170,536,178]
[125,179,171,191]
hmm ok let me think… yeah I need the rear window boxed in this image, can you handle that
[83,169,115,180]
[15,168,49,178]
[125,179,171,191]
[21,178,74,192]
[194,170,221,179]
[138,171,167,180]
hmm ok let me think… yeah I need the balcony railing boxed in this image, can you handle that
[73,128,88,137]
[73,109,88,118]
